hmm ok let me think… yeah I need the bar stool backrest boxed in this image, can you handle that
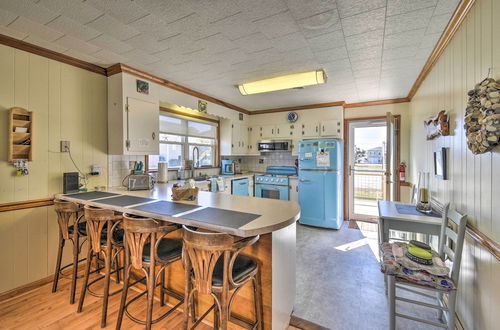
[122,213,177,269]
[182,226,234,294]
[54,199,80,240]
[84,205,114,253]
[438,203,468,284]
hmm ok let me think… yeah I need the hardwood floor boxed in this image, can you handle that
[0,273,211,330]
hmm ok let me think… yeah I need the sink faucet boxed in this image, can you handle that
[191,146,200,178]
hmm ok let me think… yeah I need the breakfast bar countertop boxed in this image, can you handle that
[55,183,300,237]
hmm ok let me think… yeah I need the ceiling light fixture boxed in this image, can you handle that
[238,70,326,95]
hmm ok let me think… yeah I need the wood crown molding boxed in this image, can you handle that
[407,0,476,99]
[107,63,250,115]
[0,33,106,76]
[0,198,54,212]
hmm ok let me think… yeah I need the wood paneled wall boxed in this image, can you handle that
[0,45,107,293]
[0,45,108,204]
[408,0,499,328]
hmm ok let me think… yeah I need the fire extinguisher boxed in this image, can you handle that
[399,162,406,183]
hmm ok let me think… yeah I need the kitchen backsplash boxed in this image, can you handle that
[224,152,297,173]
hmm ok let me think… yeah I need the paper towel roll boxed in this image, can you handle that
[157,162,168,183]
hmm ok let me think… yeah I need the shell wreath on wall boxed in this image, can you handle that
[464,77,500,154]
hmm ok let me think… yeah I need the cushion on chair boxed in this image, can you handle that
[68,221,87,236]
[380,242,456,291]
[142,239,182,262]
[100,229,124,245]
[212,254,257,286]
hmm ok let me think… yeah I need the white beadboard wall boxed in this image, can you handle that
[408,0,499,328]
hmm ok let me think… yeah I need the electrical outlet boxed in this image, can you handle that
[60,141,70,152]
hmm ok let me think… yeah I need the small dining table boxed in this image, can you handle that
[377,200,443,245]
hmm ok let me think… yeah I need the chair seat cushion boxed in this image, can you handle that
[68,221,87,236]
[380,242,456,291]
[212,254,257,287]
[142,239,182,262]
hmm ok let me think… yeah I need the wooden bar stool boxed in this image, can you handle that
[116,213,184,330]
[77,205,124,328]
[52,199,87,304]
[182,226,263,330]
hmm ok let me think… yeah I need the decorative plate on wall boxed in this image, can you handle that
[287,111,298,123]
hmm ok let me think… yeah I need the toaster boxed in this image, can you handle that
[127,174,154,191]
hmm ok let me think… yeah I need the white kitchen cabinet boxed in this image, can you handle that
[301,122,320,137]
[108,95,159,155]
[291,138,301,156]
[248,177,254,196]
[248,126,261,154]
[275,123,295,138]
[289,177,298,203]
[320,120,342,137]
[261,125,276,139]
[220,120,249,156]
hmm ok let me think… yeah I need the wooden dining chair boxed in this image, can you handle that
[52,199,86,304]
[386,203,467,329]
[181,226,263,330]
[77,205,124,328]
[116,213,184,330]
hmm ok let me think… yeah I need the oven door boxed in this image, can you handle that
[255,183,289,200]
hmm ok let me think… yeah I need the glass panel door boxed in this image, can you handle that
[348,119,387,221]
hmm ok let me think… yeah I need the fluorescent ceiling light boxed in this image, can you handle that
[238,70,326,95]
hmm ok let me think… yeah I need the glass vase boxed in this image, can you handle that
[416,172,432,213]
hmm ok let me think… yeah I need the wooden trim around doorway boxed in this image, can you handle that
[343,116,401,221]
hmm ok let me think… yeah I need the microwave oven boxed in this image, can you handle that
[257,140,291,152]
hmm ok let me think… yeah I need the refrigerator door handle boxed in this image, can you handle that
[299,179,311,182]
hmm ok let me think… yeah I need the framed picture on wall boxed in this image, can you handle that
[433,147,448,180]
[136,79,149,95]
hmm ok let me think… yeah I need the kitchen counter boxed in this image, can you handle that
[55,185,298,329]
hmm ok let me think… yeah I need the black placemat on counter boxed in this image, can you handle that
[395,204,441,218]
[131,200,200,215]
[95,195,156,207]
[178,207,260,229]
[64,191,119,200]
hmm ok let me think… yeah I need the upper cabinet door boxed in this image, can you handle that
[126,97,159,154]
[275,123,295,138]
[320,120,342,137]
[261,125,275,139]
[248,126,260,154]
[301,122,319,137]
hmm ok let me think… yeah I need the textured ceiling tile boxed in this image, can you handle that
[348,45,383,62]
[341,8,385,37]
[345,29,383,51]
[92,49,129,66]
[235,0,289,22]
[419,32,442,49]
[133,0,194,24]
[63,49,102,65]
[272,32,309,52]
[336,0,385,18]
[89,34,134,55]
[385,7,434,36]
[85,0,150,24]
[0,8,17,26]
[212,15,259,41]
[386,0,437,16]
[306,29,345,51]
[128,14,172,40]
[121,49,160,65]
[191,0,241,24]
[286,0,337,20]
[124,34,167,54]
[55,35,101,55]
[195,34,238,55]
[314,46,349,63]
[38,0,103,24]
[351,57,381,71]
[414,47,433,59]
[383,28,425,49]
[353,68,380,79]
[434,0,460,15]
[46,16,101,41]
[322,58,351,72]
[0,25,27,40]
[23,35,68,53]
[382,45,418,60]
[426,12,452,35]
[86,14,140,41]
[0,0,58,25]
[298,9,341,38]
[232,32,273,53]
[8,16,63,42]
[254,11,299,39]
[382,57,420,70]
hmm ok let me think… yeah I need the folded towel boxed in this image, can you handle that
[216,177,225,192]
